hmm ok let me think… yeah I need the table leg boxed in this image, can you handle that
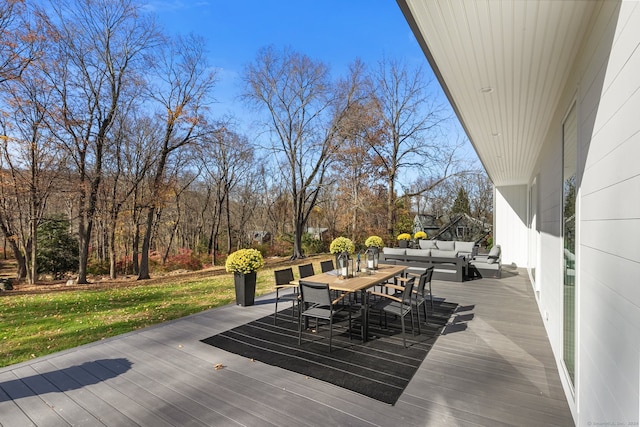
[361,288,369,342]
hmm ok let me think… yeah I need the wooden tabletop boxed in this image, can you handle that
[293,264,406,293]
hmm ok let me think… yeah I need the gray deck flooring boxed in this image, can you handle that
[0,268,574,426]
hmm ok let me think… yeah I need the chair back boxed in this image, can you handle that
[416,267,434,296]
[320,260,334,273]
[400,276,416,305]
[298,263,315,278]
[274,268,294,286]
[299,280,331,308]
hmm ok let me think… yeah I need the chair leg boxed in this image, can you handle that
[410,309,415,336]
[423,302,428,325]
[298,314,303,345]
[429,283,434,310]
[415,306,421,335]
[274,291,279,325]
[329,317,333,352]
[400,315,406,348]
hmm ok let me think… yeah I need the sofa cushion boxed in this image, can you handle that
[431,249,458,258]
[485,245,501,264]
[488,245,501,257]
[435,240,455,251]
[383,247,406,255]
[406,248,430,257]
[419,239,438,250]
[455,241,475,254]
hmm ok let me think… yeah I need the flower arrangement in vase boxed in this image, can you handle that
[225,248,264,306]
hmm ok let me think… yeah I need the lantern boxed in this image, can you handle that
[337,252,353,278]
[365,246,379,270]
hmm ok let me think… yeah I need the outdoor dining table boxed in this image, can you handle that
[293,264,407,342]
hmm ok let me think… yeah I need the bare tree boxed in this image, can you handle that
[0,0,41,84]
[44,0,160,284]
[200,125,254,264]
[368,57,453,236]
[242,46,364,258]
[0,56,64,283]
[101,114,158,278]
[137,33,217,280]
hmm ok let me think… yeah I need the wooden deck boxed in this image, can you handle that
[0,268,574,426]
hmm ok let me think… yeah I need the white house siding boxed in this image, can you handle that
[531,1,640,424]
[494,184,528,267]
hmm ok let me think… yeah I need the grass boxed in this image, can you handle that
[0,257,330,368]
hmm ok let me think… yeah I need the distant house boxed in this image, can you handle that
[306,227,329,240]
[248,231,271,244]
[413,214,440,238]
[414,213,491,244]
[430,213,491,244]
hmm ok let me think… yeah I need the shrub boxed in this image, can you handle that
[87,259,110,275]
[302,232,326,254]
[164,249,203,271]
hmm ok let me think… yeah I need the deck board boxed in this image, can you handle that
[0,269,574,426]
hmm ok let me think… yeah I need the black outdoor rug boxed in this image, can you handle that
[201,300,458,405]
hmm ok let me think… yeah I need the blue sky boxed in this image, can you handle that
[145,1,431,112]
[144,1,477,169]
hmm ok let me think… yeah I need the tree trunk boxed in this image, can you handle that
[109,224,117,279]
[0,229,26,280]
[137,207,155,280]
[386,176,396,236]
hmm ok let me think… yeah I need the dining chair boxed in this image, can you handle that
[398,267,434,332]
[298,263,315,278]
[298,280,352,352]
[274,268,297,325]
[369,276,416,348]
[320,259,334,273]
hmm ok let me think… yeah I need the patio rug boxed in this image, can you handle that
[200,300,458,405]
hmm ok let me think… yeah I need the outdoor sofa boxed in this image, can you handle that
[380,240,477,282]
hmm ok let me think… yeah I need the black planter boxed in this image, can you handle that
[234,271,257,306]
[398,240,408,248]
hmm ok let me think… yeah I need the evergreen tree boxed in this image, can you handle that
[37,216,79,279]
[451,187,471,215]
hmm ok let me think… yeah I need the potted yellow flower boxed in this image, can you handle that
[225,248,265,306]
[397,233,411,248]
[365,235,384,249]
[364,235,384,269]
[330,237,355,278]
[414,231,427,240]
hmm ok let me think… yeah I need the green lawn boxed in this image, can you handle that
[0,259,326,368]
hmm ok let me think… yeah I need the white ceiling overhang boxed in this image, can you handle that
[397,0,598,186]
